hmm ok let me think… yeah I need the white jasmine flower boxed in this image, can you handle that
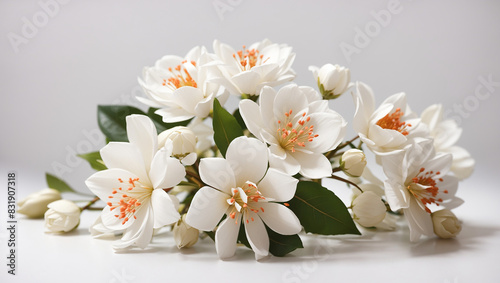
[158,126,198,165]
[431,209,462,238]
[351,82,428,155]
[44,199,81,233]
[186,136,301,260]
[18,188,62,218]
[239,84,346,178]
[85,115,185,250]
[340,149,367,177]
[381,138,463,241]
[138,46,229,122]
[309,64,351,99]
[212,39,296,97]
[351,191,386,227]
[420,104,475,179]
[173,214,199,249]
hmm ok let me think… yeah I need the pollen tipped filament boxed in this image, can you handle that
[107,177,143,225]
[162,60,198,89]
[407,168,445,213]
[277,110,318,153]
[227,181,266,224]
[376,108,412,136]
[232,45,268,71]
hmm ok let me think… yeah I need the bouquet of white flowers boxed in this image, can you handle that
[23,39,474,261]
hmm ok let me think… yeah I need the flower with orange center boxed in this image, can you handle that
[239,84,346,178]
[185,137,301,260]
[382,138,463,241]
[213,39,296,97]
[138,46,228,122]
[351,82,428,155]
[86,115,186,250]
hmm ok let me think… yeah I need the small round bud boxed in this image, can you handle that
[309,64,351,99]
[173,214,199,249]
[44,200,81,233]
[340,149,367,177]
[432,209,461,239]
[17,188,62,218]
[352,191,386,227]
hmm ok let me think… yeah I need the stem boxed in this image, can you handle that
[326,135,359,160]
[81,196,100,211]
[329,174,364,193]
[185,170,204,188]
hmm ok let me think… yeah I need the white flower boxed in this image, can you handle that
[431,209,462,238]
[44,200,81,233]
[185,136,301,260]
[138,46,229,122]
[158,126,198,165]
[351,82,428,155]
[352,191,386,227]
[309,64,351,99]
[212,39,296,97]
[420,104,475,179]
[239,84,346,178]
[173,214,199,249]
[85,115,185,250]
[340,149,367,177]
[381,138,463,241]
[17,188,61,218]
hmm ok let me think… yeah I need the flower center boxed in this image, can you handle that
[162,60,198,89]
[376,108,411,136]
[407,168,447,213]
[232,45,268,71]
[106,177,148,225]
[227,181,266,224]
[277,109,318,153]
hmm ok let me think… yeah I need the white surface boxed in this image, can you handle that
[1,1,500,282]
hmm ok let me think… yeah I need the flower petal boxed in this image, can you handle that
[126,115,158,173]
[185,186,229,231]
[293,151,332,179]
[226,136,268,185]
[151,189,180,228]
[100,143,149,185]
[244,212,269,260]
[199,158,235,194]
[149,149,186,189]
[404,198,434,242]
[259,203,301,235]
[215,214,241,259]
[239,99,265,140]
[258,168,298,202]
[113,204,154,250]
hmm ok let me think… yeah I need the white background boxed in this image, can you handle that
[1,1,499,282]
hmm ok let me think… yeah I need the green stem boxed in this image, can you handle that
[328,174,364,193]
[81,196,100,211]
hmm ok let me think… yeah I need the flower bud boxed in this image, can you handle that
[309,64,351,99]
[17,188,62,218]
[340,149,367,177]
[431,209,461,238]
[173,214,199,249]
[44,200,81,233]
[352,191,386,227]
[158,126,198,164]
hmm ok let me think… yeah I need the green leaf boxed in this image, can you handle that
[46,173,76,193]
[146,107,192,133]
[232,109,247,131]
[267,226,303,257]
[97,105,146,142]
[77,151,107,171]
[212,98,244,157]
[288,181,361,235]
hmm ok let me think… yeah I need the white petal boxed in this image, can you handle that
[258,168,298,202]
[85,168,139,201]
[273,84,308,120]
[351,82,375,135]
[149,149,186,189]
[239,99,265,140]
[199,158,235,194]
[405,198,434,242]
[155,107,194,123]
[293,151,332,179]
[244,212,269,260]
[215,214,241,259]
[185,186,228,231]
[126,115,158,173]
[231,71,261,95]
[100,142,149,185]
[113,204,154,250]
[151,189,180,228]
[226,137,268,185]
[181,152,197,166]
[268,149,300,176]
[259,203,301,235]
[384,179,410,211]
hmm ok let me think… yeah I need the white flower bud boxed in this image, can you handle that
[432,209,462,238]
[44,200,81,233]
[173,214,199,249]
[309,64,351,99]
[158,126,198,157]
[17,188,62,218]
[352,191,386,227]
[340,149,367,177]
